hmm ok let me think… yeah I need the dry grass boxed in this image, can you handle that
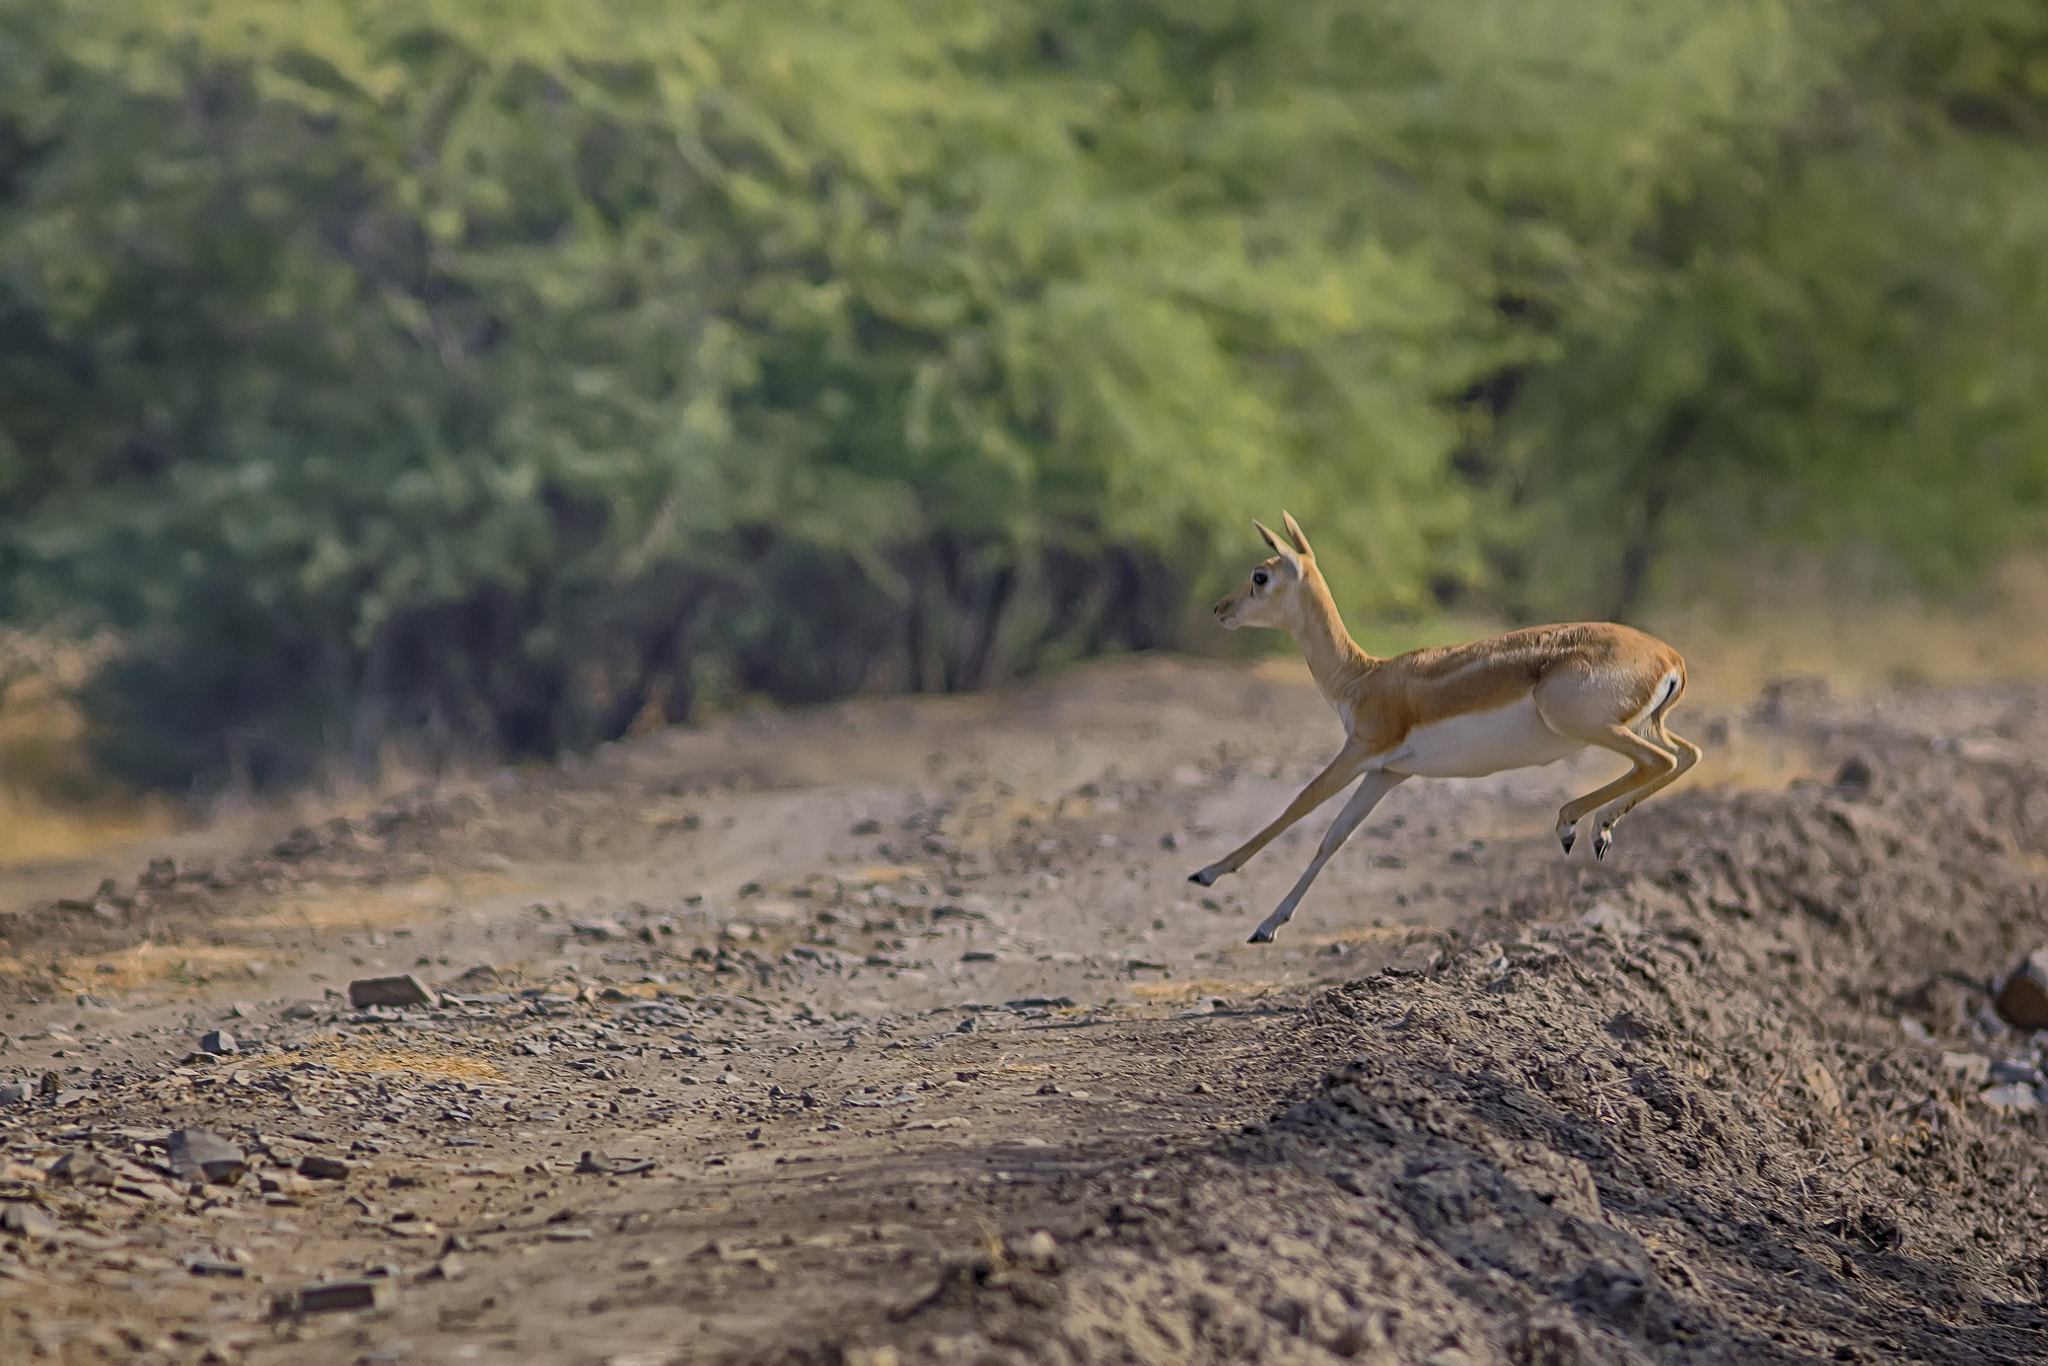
[0,631,172,867]
[216,876,513,935]
[6,942,280,992]
[1647,558,2048,714]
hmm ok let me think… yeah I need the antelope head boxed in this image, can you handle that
[1213,513,1317,632]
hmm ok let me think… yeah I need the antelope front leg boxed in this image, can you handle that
[1189,746,1365,887]
[1249,770,1407,943]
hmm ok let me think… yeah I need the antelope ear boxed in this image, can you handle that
[1252,520,1303,575]
[1281,512,1313,557]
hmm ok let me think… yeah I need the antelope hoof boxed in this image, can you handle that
[1247,925,1275,944]
[1189,866,1225,887]
[1593,826,1613,860]
[1559,826,1576,856]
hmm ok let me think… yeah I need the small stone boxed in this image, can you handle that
[1830,755,1874,795]
[49,1151,119,1186]
[282,1001,320,1020]
[2,1203,59,1239]
[168,1129,247,1185]
[272,1278,396,1316]
[188,1259,247,1278]
[1578,904,1640,935]
[347,975,437,1010]
[1037,1082,1061,1095]
[1940,1051,1991,1084]
[1010,1229,1058,1269]
[546,1227,595,1241]
[38,1070,59,1097]
[954,1015,978,1032]
[1989,1059,2041,1085]
[1980,1083,2044,1112]
[422,1253,467,1281]
[0,1081,30,1105]
[1994,950,2048,1030]
[139,856,179,889]
[298,1155,351,1181]
[198,1030,237,1056]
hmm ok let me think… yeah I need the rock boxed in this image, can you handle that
[187,1259,247,1277]
[138,857,179,889]
[49,1152,119,1186]
[422,1253,467,1281]
[37,1071,58,1098]
[0,1081,30,1105]
[271,1278,396,1317]
[1578,904,1641,935]
[198,1030,237,1056]
[1994,950,2048,1030]
[1830,755,1874,795]
[298,1155,351,1181]
[347,975,437,1010]
[1980,1083,2044,1112]
[2,1202,59,1239]
[1940,1052,1990,1084]
[282,1001,321,1020]
[167,1129,247,1185]
[575,1152,657,1176]
[1989,1059,2041,1085]
[1009,1230,1058,1270]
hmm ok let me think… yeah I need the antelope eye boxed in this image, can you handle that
[1251,571,1269,587]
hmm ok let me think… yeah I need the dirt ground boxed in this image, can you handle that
[5,655,2048,1365]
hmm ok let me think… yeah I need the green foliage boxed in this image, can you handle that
[0,0,2043,784]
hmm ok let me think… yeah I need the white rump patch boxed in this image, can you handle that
[1627,669,1682,732]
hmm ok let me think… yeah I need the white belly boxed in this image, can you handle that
[1381,697,1584,778]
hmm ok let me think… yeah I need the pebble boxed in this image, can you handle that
[168,1128,247,1185]
[198,1029,237,1056]
[2,1203,58,1238]
[273,1278,396,1316]
[1994,950,2048,1030]
[0,1081,30,1105]
[347,975,438,1010]
[298,1155,352,1181]
[1980,1084,2045,1112]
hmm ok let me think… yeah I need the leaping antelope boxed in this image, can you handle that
[1191,513,1701,944]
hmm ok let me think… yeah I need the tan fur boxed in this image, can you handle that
[1199,514,1701,943]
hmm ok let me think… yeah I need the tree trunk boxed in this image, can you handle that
[1607,410,1697,624]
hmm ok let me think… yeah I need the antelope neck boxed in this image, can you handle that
[1289,570,1375,708]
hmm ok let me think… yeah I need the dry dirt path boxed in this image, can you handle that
[4,658,2048,1365]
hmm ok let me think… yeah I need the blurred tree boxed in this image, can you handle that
[0,0,2042,785]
